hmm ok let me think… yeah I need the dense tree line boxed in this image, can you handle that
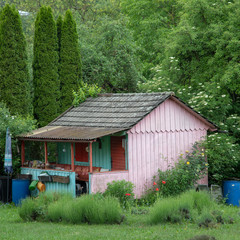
[1,0,240,182]
[1,0,240,128]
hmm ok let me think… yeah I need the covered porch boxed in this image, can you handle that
[18,126,129,196]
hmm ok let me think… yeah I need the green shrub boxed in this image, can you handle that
[19,192,67,222]
[101,196,123,224]
[18,197,38,221]
[197,208,217,228]
[190,191,214,214]
[47,194,73,222]
[149,190,216,225]
[77,194,122,224]
[103,180,135,209]
[40,193,123,225]
[72,83,101,107]
[204,133,240,185]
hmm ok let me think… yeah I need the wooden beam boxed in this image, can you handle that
[89,142,93,173]
[71,143,74,171]
[44,142,48,168]
[21,141,25,166]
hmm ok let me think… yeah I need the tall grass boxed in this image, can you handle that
[20,193,123,225]
[18,192,68,222]
[149,190,216,224]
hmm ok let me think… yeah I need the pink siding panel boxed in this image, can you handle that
[128,130,207,197]
[91,171,129,193]
[130,98,209,134]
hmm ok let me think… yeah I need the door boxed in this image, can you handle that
[75,143,88,162]
[111,136,125,171]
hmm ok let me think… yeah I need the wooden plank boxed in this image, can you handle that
[71,143,74,171]
[111,136,125,171]
[90,142,93,173]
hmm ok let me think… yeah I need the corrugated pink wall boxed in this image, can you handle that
[128,98,209,197]
[90,171,129,193]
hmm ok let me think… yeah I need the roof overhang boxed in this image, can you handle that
[18,126,127,142]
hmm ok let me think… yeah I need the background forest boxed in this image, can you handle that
[0,0,240,184]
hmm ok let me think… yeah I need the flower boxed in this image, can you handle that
[185,150,189,153]
[125,193,131,196]
[153,182,157,186]
[162,181,166,184]
[201,153,204,156]
[186,161,190,165]
[156,188,159,191]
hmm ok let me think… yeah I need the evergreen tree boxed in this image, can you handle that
[33,6,59,127]
[59,10,81,112]
[0,4,31,116]
[56,15,62,53]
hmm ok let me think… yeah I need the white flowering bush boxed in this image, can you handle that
[204,133,240,185]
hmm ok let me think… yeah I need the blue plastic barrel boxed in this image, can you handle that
[223,180,240,207]
[12,179,30,205]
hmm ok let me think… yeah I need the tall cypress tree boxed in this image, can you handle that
[33,6,59,127]
[57,15,62,53]
[59,10,82,112]
[0,4,31,116]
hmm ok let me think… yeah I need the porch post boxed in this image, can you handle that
[89,142,93,173]
[44,142,48,167]
[21,141,25,166]
[71,143,74,171]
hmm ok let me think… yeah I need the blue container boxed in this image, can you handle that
[223,180,240,207]
[12,179,30,205]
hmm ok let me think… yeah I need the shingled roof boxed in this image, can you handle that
[19,92,217,141]
[50,92,173,129]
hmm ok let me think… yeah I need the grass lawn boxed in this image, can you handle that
[0,205,240,240]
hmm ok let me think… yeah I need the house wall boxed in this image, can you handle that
[90,171,129,193]
[92,136,111,170]
[21,168,76,197]
[128,98,209,197]
[57,136,111,169]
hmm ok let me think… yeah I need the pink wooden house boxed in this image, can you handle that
[19,92,217,197]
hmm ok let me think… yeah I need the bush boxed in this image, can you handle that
[149,190,215,224]
[18,192,66,222]
[204,133,240,185]
[18,197,39,221]
[47,194,73,222]
[103,180,135,209]
[41,193,123,224]
[72,83,101,107]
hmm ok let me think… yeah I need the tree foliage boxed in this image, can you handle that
[0,102,35,175]
[0,4,31,116]
[33,6,59,127]
[59,10,81,112]
[120,0,180,77]
[81,17,141,92]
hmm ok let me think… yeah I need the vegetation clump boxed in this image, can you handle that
[19,192,123,225]
[103,180,135,209]
[149,190,235,228]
